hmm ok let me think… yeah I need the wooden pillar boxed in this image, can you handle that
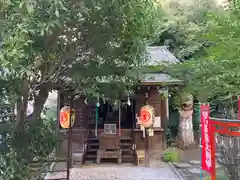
[67,94,73,179]
[166,88,169,120]
[144,91,149,167]
[119,102,121,136]
[95,105,98,137]
[56,91,61,154]
[160,90,168,149]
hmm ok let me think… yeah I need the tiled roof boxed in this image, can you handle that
[141,46,182,84]
[142,73,183,84]
[146,46,179,66]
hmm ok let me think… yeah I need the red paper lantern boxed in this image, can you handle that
[139,105,155,128]
[60,106,75,129]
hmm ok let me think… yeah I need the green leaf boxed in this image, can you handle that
[26,3,34,14]
[55,9,60,17]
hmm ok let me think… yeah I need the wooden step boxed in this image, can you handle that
[88,138,99,142]
[88,136,131,141]
[86,149,98,152]
[120,136,132,140]
[86,148,133,152]
[85,155,134,163]
[88,142,132,146]
[122,149,134,153]
[85,154,97,158]
[87,143,99,146]
[121,143,132,146]
[122,155,134,162]
[85,151,134,157]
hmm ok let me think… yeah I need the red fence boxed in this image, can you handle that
[200,102,240,180]
[209,117,240,180]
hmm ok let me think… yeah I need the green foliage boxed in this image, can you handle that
[0,118,58,180]
[192,103,200,131]
[0,0,162,102]
[162,149,179,162]
[204,175,228,180]
[0,0,163,130]
[0,1,163,179]
[167,2,240,102]
[165,126,178,147]
[154,0,218,60]
[166,99,179,146]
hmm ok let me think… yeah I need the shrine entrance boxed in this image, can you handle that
[85,100,137,163]
[87,100,136,136]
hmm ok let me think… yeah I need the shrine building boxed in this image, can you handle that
[57,46,183,165]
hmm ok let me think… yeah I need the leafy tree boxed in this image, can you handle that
[0,0,162,127]
[0,0,162,179]
[154,0,218,60]
[167,1,240,103]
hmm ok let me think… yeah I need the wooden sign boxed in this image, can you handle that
[60,106,75,129]
[148,128,154,136]
[104,123,117,134]
[139,105,155,128]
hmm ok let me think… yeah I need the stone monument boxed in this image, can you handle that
[178,93,195,149]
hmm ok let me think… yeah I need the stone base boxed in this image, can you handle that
[177,142,196,151]
[72,153,84,167]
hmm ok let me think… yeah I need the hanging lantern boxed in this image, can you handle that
[84,98,88,105]
[60,106,75,129]
[127,96,131,106]
[139,105,155,128]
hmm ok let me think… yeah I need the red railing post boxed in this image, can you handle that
[210,120,216,180]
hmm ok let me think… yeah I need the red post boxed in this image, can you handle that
[210,121,216,180]
[238,96,240,120]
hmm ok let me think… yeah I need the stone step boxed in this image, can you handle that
[88,137,132,142]
[86,148,133,152]
[87,142,132,147]
[85,154,134,161]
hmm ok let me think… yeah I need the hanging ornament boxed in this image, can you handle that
[145,92,148,98]
[102,94,106,104]
[74,95,80,100]
[96,95,100,107]
[127,96,131,106]
[84,98,88,105]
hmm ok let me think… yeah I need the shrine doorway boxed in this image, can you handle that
[96,100,136,130]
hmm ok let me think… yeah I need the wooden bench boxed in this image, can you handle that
[136,150,145,166]
[97,133,122,164]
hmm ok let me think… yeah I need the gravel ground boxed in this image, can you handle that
[45,166,180,180]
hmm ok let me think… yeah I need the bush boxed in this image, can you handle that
[162,149,179,162]
[166,109,179,147]
[204,176,228,180]
[0,117,59,180]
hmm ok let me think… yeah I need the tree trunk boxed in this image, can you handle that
[178,110,195,150]
[15,79,29,128]
[28,87,49,122]
[15,85,49,127]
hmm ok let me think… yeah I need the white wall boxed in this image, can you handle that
[26,90,58,118]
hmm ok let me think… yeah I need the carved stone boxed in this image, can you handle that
[178,93,195,150]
